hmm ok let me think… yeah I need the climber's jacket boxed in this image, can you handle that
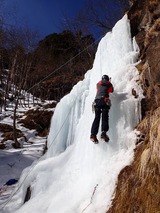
[95,80,114,102]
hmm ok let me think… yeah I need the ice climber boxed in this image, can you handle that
[90,75,114,144]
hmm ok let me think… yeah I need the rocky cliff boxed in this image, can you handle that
[107,0,160,212]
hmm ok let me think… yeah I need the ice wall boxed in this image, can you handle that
[4,15,143,213]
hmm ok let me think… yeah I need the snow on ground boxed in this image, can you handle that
[0,15,144,213]
[0,100,54,205]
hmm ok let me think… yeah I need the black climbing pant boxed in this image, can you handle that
[91,106,109,136]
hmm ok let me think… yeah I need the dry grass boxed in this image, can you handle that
[107,1,160,212]
[148,0,160,13]
[139,148,151,177]
[19,109,53,137]
[150,108,160,167]
[107,107,160,213]
[144,18,160,47]
[136,63,144,72]
[0,123,25,149]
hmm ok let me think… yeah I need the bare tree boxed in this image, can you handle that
[0,1,8,110]
[62,0,130,38]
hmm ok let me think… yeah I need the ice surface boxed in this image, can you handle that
[2,15,144,213]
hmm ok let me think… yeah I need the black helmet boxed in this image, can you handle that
[102,75,109,81]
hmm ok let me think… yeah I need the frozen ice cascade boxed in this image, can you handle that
[3,15,144,213]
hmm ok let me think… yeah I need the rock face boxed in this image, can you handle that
[107,0,160,212]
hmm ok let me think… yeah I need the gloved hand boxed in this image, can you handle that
[104,97,109,102]
[105,99,111,108]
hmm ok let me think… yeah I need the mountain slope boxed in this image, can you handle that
[108,0,160,212]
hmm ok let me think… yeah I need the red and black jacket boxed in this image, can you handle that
[95,80,114,101]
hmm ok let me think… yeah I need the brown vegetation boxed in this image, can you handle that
[0,102,54,149]
[0,123,25,149]
[19,108,53,137]
[108,107,160,213]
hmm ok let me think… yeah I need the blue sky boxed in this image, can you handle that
[4,0,86,39]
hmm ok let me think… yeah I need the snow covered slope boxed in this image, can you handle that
[2,15,143,213]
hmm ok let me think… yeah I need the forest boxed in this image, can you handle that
[0,0,129,108]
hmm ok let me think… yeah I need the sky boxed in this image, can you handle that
[0,15,144,213]
[4,0,86,39]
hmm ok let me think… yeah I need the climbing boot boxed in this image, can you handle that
[90,135,99,144]
[101,131,109,142]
